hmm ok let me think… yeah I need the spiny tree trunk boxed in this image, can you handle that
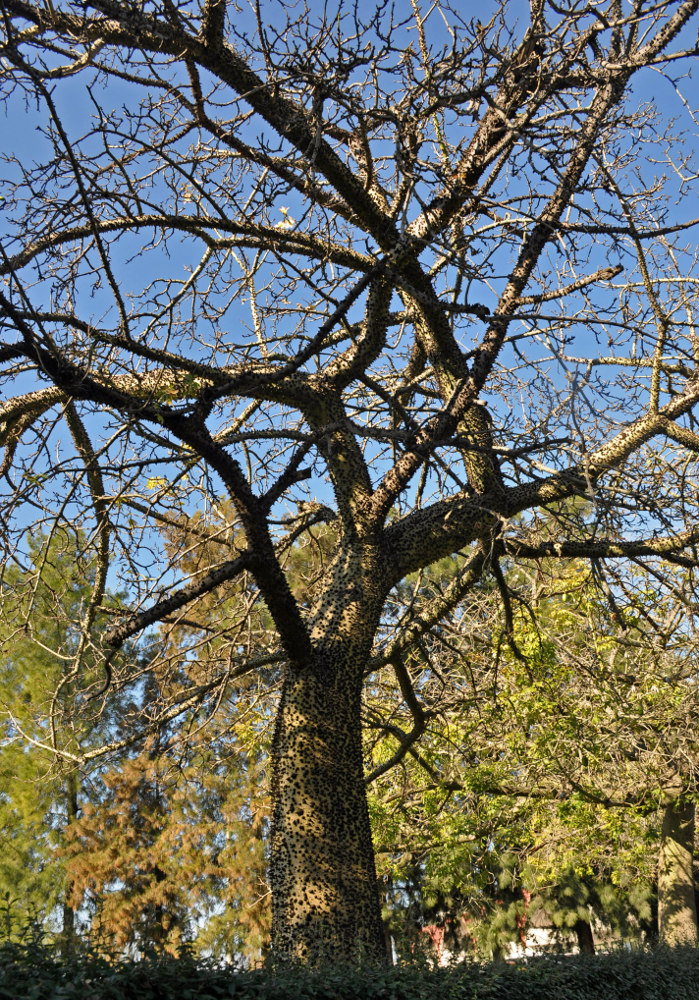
[658,800,698,947]
[267,537,391,964]
[270,666,386,965]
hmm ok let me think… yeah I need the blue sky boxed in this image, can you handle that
[1,0,698,569]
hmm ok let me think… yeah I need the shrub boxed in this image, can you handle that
[1,941,698,999]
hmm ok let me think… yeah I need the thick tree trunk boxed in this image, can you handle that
[269,667,386,965]
[658,800,698,947]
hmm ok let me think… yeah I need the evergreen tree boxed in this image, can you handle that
[64,506,276,961]
[64,701,272,961]
[0,529,125,947]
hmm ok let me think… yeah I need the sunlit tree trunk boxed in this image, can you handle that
[658,800,698,947]
[269,663,386,965]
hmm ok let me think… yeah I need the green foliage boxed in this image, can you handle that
[366,547,690,959]
[2,943,699,1000]
[0,529,126,940]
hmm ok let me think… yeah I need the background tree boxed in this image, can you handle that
[1,0,699,965]
[65,718,271,961]
[64,504,276,961]
[367,546,699,957]
[0,529,127,952]
[489,553,699,948]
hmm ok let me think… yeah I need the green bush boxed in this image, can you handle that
[1,942,698,1000]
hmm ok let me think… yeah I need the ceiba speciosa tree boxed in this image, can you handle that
[1,0,699,965]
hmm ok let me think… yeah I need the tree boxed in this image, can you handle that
[0,529,126,951]
[65,721,271,961]
[487,554,699,948]
[368,546,699,957]
[60,502,276,961]
[2,0,699,964]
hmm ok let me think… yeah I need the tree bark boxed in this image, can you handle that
[574,918,595,954]
[60,770,79,959]
[658,800,698,947]
[269,667,386,965]
[642,877,659,947]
